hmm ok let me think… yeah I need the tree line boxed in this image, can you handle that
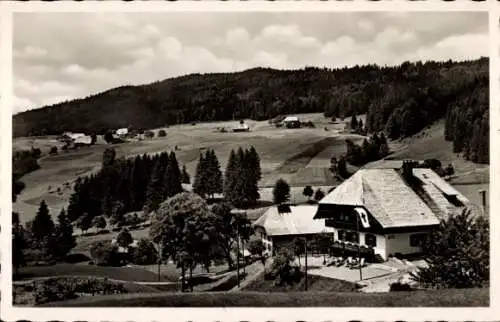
[14,59,488,164]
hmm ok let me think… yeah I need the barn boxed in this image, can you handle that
[313,164,473,261]
[282,116,300,128]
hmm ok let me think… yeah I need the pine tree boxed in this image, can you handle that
[193,153,207,198]
[181,165,190,184]
[350,113,358,130]
[273,179,290,205]
[144,160,164,213]
[54,208,76,260]
[205,150,223,199]
[31,200,55,243]
[164,151,183,199]
[248,146,262,181]
[223,149,237,204]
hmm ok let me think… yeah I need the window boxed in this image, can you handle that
[347,231,359,243]
[338,230,347,241]
[410,233,428,247]
[365,234,377,247]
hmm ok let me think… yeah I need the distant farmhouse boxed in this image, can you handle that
[314,163,472,261]
[115,128,129,137]
[58,132,92,149]
[254,161,478,262]
[282,116,300,128]
[74,135,92,147]
[232,121,250,132]
[59,132,85,142]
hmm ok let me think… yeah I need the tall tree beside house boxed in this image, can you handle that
[149,192,219,292]
[53,208,76,260]
[273,179,290,205]
[212,202,252,268]
[411,208,489,289]
[181,165,191,184]
[193,153,208,198]
[12,212,26,276]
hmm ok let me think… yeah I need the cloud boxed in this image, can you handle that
[13,12,488,113]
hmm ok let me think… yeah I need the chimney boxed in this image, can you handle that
[478,189,487,211]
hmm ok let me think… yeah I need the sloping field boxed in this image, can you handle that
[41,288,488,307]
[13,117,358,222]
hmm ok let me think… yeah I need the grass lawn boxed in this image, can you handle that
[41,287,489,307]
[242,274,358,292]
[16,263,172,282]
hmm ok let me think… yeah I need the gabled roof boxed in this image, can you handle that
[283,116,299,122]
[317,169,441,228]
[254,205,334,236]
[74,135,92,144]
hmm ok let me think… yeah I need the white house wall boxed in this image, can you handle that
[331,227,387,260]
[385,232,425,257]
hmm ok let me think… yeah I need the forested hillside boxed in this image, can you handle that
[14,58,489,163]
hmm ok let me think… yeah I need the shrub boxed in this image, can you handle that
[131,238,158,265]
[89,240,120,266]
[31,277,128,305]
[49,146,58,155]
[389,281,413,292]
[158,130,167,137]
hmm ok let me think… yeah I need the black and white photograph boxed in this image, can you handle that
[2,2,494,319]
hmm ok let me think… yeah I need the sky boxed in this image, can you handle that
[13,11,488,114]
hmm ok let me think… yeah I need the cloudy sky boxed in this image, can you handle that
[13,11,487,114]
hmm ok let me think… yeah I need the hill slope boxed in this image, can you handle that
[14,59,488,163]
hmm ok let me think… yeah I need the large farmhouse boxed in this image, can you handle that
[314,164,471,260]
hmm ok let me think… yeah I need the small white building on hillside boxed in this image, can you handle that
[282,116,300,128]
[116,128,129,137]
[74,135,92,145]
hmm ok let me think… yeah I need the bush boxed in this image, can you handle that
[158,130,167,137]
[89,240,120,266]
[31,277,128,305]
[131,238,158,265]
[389,281,413,292]
[49,146,58,155]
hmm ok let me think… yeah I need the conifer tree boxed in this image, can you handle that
[205,149,223,199]
[31,200,55,244]
[144,160,164,213]
[273,179,290,205]
[54,208,76,260]
[223,149,237,203]
[350,113,358,130]
[181,165,190,184]
[193,153,208,198]
[164,151,183,199]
